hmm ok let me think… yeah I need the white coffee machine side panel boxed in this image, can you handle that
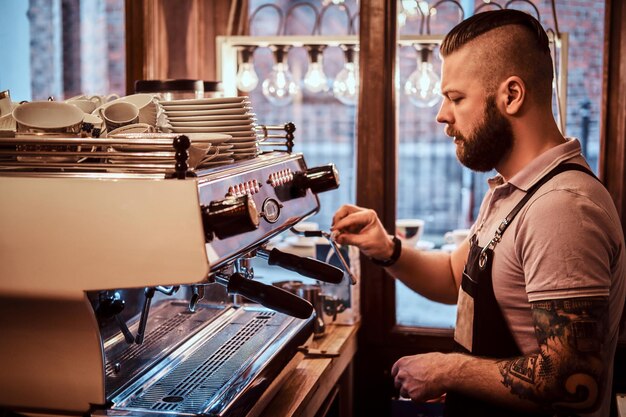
[0,295,105,413]
[0,176,210,298]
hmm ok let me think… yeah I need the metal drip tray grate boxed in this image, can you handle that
[104,302,225,395]
[112,308,307,415]
[106,313,192,377]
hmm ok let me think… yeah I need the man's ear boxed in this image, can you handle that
[498,76,525,115]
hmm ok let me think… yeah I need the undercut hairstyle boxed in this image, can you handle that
[440,9,554,105]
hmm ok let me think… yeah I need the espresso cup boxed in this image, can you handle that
[396,218,425,248]
[118,94,158,125]
[444,228,471,247]
[99,102,139,132]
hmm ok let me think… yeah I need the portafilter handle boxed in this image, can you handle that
[216,272,314,319]
[256,247,344,284]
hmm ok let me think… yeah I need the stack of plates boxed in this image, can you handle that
[160,96,259,161]
[106,132,236,169]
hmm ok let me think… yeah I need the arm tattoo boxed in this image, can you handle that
[497,297,608,412]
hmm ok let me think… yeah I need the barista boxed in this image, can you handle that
[332,9,626,417]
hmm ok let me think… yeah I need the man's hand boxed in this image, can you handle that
[391,352,460,402]
[331,204,394,260]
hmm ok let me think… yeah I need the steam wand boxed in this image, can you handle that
[135,287,154,345]
[135,286,180,345]
[289,227,357,285]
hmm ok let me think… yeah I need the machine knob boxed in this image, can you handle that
[202,194,259,240]
[293,164,340,196]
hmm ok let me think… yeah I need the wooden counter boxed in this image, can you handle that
[247,323,359,417]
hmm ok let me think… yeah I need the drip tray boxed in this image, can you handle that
[108,306,312,417]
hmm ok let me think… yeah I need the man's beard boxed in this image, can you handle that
[449,95,514,172]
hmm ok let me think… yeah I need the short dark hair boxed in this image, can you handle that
[440,9,550,56]
[440,9,553,103]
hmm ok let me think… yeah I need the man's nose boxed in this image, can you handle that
[435,100,450,124]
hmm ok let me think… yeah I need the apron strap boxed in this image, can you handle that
[479,163,599,269]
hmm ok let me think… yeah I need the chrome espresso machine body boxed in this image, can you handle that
[0,133,342,417]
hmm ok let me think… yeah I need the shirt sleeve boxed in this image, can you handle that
[514,188,615,302]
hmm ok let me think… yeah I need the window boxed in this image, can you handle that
[0,0,125,103]
[394,0,605,328]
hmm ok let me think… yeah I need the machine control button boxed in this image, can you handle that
[227,179,261,198]
[268,168,294,187]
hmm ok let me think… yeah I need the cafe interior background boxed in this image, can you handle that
[0,0,625,415]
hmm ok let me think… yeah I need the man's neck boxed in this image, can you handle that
[496,119,565,181]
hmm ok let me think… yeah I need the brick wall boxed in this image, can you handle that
[247,0,604,234]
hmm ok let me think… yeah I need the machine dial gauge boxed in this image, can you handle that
[261,198,281,223]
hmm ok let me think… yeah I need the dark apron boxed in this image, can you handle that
[443,163,597,417]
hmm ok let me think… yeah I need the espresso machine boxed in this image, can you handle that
[0,132,343,417]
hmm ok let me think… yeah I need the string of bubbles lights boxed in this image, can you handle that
[236,0,555,108]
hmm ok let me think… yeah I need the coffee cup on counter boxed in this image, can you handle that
[98,102,139,132]
[444,228,471,247]
[395,218,425,248]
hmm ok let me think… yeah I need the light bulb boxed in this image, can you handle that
[236,46,258,93]
[304,45,328,94]
[236,62,259,92]
[398,11,407,28]
[322,0,345,5]
[304,62,329,93]
[402,0,418,16]
[333,62,359,106]
[262,45,298,106]
[333,46,359,106]
[404,46,441,108]
[262,62,298,106]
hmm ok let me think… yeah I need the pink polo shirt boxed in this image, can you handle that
[470,138,625,416]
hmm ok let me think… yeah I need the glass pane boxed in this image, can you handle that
[394,0,605,329]
[0,0,125,102]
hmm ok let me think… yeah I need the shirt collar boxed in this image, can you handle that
[487,138,583,192]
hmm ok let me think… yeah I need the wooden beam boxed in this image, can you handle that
[600,0,626,232]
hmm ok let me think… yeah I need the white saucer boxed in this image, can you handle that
[199,159,234,167]
[441,244,457,253]
[230,141,257,149]
[159,96,249,106]
[225,135,257,142]
[169,120,256,128]
[164,108,252,117]
[166,114,256,122]
[168,126,256,133]
[416,240,436,251]
[161,102,251,112]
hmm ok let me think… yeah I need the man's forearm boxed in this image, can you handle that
[442,297,607,414]
[386,247,459,304]
[443,353,549,413]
